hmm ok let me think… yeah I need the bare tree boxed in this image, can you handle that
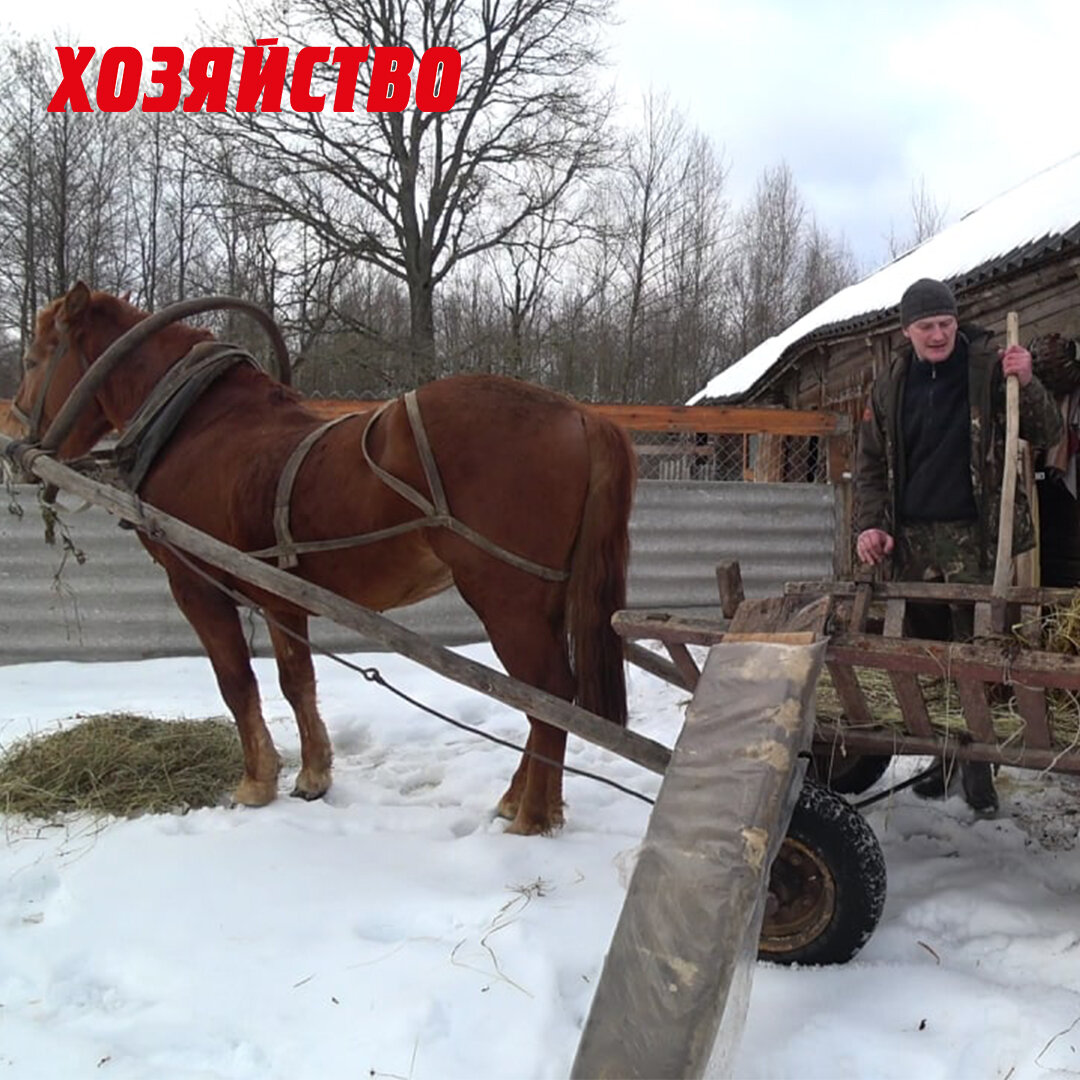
[196,0,614,382]
[887,175,948,258]
[725,162,856,361]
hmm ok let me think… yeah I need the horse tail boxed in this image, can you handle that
[566,410,637,728]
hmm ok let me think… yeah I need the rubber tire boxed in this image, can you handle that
[809,750,892,795]
[758,777,887,966]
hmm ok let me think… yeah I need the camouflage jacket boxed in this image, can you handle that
[854,325,1063,567]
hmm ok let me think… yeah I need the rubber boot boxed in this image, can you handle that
[961,761,999,816]
[912,759,955,799]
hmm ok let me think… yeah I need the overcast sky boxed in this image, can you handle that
[5,0,1079,273]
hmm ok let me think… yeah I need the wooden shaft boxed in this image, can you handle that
[992,311,1021,596]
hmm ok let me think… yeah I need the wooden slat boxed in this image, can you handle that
[883,598,906,638]
[728,597,787,634]
[849,582,872,633]
[888,673,935,739]
[611,610,727,646]
[786,579,1080,606]
[1017,604,1043,646]
[825,661,875,728]
[665,642,702,692]
[724,631,817,645]
[974,602,994,640]
[813,723,1080,774]
[715,561,745,619]
[622,642,693,690]
[1012,685,1052,750]
[955,679,995,743]
[827,633,1080,691]
[304,399,850,437]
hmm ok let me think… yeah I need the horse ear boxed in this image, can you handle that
[63,281,92,325]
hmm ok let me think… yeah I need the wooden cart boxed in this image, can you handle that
[615,563,1080,783]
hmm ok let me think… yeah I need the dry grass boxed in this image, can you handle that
[0,713,243,819]
[817,597,1080,751]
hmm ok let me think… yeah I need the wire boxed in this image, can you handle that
[144,529,657,807]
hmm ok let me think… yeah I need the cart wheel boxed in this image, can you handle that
[758,778,886,966]
[809,750,892,794]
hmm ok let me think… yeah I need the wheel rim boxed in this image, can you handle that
[759,835,837,956]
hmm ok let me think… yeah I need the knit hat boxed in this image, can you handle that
[899,278,957,327]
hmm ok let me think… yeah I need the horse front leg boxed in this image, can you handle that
[165,566,281,806]
[266,609,333,800]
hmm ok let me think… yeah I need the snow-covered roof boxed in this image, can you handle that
[689,150,1080,404]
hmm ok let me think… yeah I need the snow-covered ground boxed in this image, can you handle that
[1,645,1079,1079]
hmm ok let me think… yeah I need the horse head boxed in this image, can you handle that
[10,282,117,458]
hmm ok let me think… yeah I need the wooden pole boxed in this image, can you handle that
[0,435,672,776]
[992,312,1021,599]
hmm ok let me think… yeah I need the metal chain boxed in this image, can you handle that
[143,527,657,807]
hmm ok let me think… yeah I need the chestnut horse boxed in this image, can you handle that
[8,283,636,834]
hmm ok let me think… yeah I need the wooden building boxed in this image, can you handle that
[690,152,1080,581]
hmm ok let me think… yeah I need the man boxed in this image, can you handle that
[855,278,1062,813]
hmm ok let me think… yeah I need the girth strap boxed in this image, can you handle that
[252,390,569,582]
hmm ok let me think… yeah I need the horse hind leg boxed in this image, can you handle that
[266,610,333,800]
[165,565,281,806]
[474,594,575,835]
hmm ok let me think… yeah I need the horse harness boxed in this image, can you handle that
[10,318,91,442]
[247,392,570,582]
[16,332,569,584]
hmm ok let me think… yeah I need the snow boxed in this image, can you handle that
[2,646,1080,1079]
[690,149,1080,404]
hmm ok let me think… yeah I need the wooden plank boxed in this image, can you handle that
[612,610,727,646]
[889,673,935,739]
[813,723,1080,774]
[955,679,996,743]
[622,642,694,691]
[988,597,1009,636]
[1017,604,1043,647]
[665,642,702,692]
[974,601,994,640]
[716,561,745,619]
[786,579,1080,607]
[849,582,872,633]
[727,594,830,637]
[573,642,827,1079]
[825,661,875,728]
[1012,685,1052,750]
[827,633,1080,691]
[883,598,906,638]
[305,399,851,437]
[728,597,786,634]
[2,436,673,777]
[724,631,817,645]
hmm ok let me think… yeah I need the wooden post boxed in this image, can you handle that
[991,312,1021,629]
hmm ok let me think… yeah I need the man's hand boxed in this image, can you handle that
[999,344,1033,387]
[856,528,894,566]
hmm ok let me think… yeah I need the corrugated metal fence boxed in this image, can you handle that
[0,481,837,665]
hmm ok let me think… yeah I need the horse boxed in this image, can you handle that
[8,283,636,835]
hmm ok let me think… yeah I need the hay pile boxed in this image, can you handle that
[817,598,1080,751]
[0,713,243,818]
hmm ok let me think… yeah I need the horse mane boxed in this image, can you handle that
[88,290,216,353]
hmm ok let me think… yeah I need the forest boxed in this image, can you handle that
[0,0,923,405]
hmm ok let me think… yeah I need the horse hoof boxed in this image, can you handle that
[495,796,518,820]
[290,767,331,802]
[290,784,328,802]
[504,812,563,836]
[233,777,278,807]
